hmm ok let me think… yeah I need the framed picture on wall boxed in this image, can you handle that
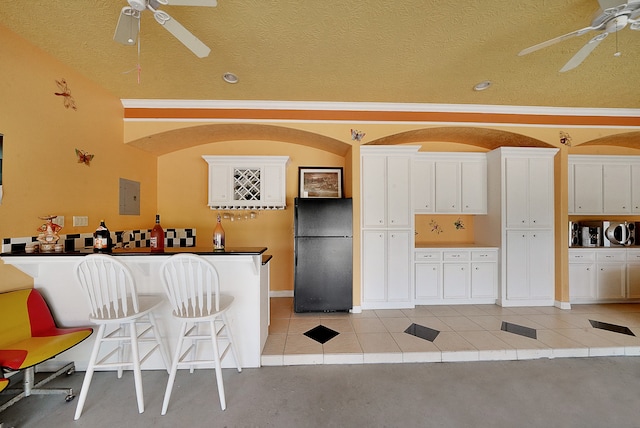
[298,167,343,198]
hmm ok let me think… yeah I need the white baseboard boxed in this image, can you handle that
[269,290,293,298]
[555,300,571,310]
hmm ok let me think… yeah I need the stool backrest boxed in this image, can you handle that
[74,254,140,319]
[160,254,220,317]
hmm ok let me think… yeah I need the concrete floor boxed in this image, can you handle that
[2,356,640,427]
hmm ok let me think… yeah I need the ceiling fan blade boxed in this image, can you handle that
[165,0,217,6]
[560,32,608,72]
[114,7,141,46]
[154,11,211,58]
[597,0,628,14]
[518,25,598,56]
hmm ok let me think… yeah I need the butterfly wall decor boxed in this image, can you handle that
[559,131,572,147]
[351,129,366,142]
[75,149,94,166]
[54,78,77,110]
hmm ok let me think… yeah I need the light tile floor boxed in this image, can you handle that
[261,297,640,366]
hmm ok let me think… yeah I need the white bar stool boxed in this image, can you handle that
[159,253,241,415]
[73,254,170,420]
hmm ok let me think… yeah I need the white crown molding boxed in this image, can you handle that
[121,99,640,117]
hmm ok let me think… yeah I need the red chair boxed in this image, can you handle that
[0,288,92,412]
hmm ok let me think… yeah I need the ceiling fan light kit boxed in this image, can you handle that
[518,0,640,72]
[114,0,216,58]
[473,80,491,91]
[223,72,239,84]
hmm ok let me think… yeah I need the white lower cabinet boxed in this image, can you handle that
[414,248,497,304]
[568,251,596,301]
[471,261,497,299]
[415,263,441,300]
[362,230,412,309]
[626,250,640,299]
[442,263,469,299]
[569,249,637,303]
[505,230,554,303]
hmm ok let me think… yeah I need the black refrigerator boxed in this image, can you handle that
[294,197,353,313]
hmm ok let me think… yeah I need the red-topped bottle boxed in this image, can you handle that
[93,220,112,254]
[213,214,225,251]
[150,214,164,253]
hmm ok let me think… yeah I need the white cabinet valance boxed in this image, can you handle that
[203,156,289,210]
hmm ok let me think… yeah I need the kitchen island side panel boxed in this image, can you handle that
[1,252,269,369]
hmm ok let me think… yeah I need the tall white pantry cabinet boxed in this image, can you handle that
[361,146,420,309]
[475,147,559,307]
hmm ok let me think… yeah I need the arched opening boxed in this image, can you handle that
[127,123,351,156]
[366,127,551,149]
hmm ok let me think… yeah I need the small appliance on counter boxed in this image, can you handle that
[602,221,635,247]
[568,221,580,247]
[579,221,602,247]
[569,220,638,247]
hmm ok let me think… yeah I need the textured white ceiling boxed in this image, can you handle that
[2,0,640,108]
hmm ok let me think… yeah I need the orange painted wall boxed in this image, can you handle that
[0,25,157,292]
[5,21,640,305]
[157,140,346,292]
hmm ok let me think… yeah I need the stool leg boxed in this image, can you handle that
[117,323,125,379]
[129,321,144,414]
[221,313,242,373]
[210,319,226,411]
[161,321,187,416]
[75,324,105,420]
[148,311,171,374]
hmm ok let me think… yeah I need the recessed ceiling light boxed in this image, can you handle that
[473,80,491,91]
[223,72,239,84]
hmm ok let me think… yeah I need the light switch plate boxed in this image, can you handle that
[73,216,88,227]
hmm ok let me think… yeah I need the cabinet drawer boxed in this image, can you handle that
[568,251,596,262]
[627,250,640,262]
[414,251,442,261]
[596,251,626,262]
[443,251,469,261]
[471,250,497,262]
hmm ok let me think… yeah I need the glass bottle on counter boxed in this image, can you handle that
[93,220,112,254]
[150,214,165,253]
[213,214,225,251]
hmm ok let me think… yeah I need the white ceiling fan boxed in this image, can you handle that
[518,0,640,72]
[114,0,217,58]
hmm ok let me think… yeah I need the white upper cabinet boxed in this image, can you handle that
[572,163,603,214]
[362,147,417,229]
[461,158,487,213]
[505,155,553,229]
[632,164,640,213]
[412,157,434,213]
[435,161,460,213]
[569,155,640,215]
[603,163,631,214]
[203,156,289,210]
[412,153,487,215]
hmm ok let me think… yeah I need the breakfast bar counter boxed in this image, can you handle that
[1,247,271,369]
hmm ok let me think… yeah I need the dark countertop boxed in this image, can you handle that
[1,246,268,257]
